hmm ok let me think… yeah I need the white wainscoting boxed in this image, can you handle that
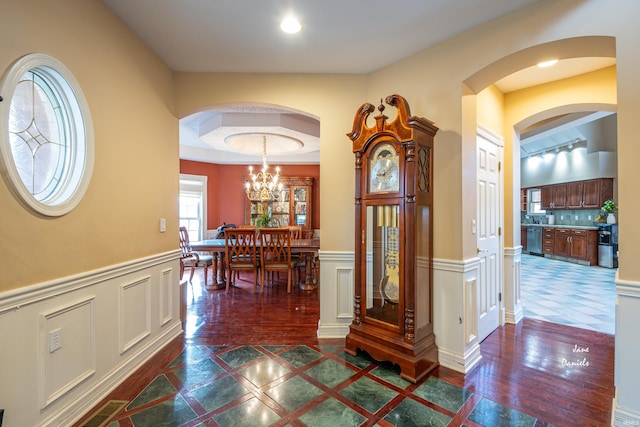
[316,250,487,374]
[0,251,182,427]
[503,246,523,325]
[317,251,355,339]
[39,296,96,409]
[614,275,640,427]
[433,257,483,373]
[120,275,151,354]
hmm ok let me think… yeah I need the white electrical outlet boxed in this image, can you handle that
[575,215,579,220]
[588,215,592,220]
[49,328,62,353]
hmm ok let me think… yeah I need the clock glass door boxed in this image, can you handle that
[364,204,401,326]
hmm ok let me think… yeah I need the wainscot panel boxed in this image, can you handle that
[0,251,182,427]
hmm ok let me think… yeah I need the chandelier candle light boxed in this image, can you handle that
[246,136,283,202]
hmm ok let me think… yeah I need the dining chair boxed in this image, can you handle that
[259,228,297,293]
[286,225,303,239]
[224,228,260,292]
[179,226,214,285]
[285,225,307,284]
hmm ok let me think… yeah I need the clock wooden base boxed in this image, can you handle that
[345,325,438,383]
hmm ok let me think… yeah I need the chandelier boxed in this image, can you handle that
[245,136,283,202]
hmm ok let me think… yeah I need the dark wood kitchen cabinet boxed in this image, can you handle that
[563,178,613,210]
[570,229,599,265]
[541,184,566,209]
[569,230,588,260]
[583,178,613,209]
[543,227,555,254]
[554,228,570,256]
[551,227,598,265]
[567,181,584,209]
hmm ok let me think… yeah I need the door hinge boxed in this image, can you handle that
[498,227,502,236]
[498,161,501,172]
[499,292,502,302]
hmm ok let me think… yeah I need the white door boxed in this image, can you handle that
[476,129,502,342]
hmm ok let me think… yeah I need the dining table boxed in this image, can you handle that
[190,238,320,291]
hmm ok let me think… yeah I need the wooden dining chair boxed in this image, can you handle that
[259,228,297,293]
[286,225,303,239]
[179,226,214,285]
[285,225,308,284]
[223,228,260,292]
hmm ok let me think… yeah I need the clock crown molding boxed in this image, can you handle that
[346,94,438,153]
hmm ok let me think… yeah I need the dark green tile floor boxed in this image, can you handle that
[105,344,549,426]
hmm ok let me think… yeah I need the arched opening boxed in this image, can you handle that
[178,103,321,234]
[177,102,322,336]
[516,104,617,335]
[462,36,617,341]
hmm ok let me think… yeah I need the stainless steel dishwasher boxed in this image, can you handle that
[527,226,542,255]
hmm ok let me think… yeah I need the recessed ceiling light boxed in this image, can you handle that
[280,16,301,34]
[537,59,558,68]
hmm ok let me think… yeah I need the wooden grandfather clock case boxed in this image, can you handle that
[345,94,438,383]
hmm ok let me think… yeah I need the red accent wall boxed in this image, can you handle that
[180,160,320,232]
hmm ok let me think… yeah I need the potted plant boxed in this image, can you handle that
[255,211,273,228]
[600,199,618,224]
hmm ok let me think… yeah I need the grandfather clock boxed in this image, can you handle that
[345,94,438,383]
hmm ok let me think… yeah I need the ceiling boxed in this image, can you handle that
[100,0,616,163]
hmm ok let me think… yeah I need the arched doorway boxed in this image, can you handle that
[462,36,617,340]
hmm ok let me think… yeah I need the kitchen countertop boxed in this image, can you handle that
[521,224,600,230]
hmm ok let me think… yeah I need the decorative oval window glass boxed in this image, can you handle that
[0,53,94,216]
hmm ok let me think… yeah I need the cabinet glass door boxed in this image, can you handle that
[292,187,308,227]
[364,204,400,326]
[271,188,290,227]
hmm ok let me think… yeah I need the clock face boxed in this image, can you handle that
[369,144,399,193]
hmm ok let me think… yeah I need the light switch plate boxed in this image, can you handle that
[160,218,166,233]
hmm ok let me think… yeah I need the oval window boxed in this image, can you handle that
[0,53,94,216]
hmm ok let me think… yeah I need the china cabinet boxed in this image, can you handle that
[345,94,438,383]
[245,176,313,229]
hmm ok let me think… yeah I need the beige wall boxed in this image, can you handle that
[173,72,368,249]
[5,0,637,286]
[0,0,178,291]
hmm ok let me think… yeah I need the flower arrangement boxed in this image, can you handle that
[601,199,618,214]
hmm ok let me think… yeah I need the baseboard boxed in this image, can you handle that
[505,308,524,325]
[438,343,482,374]
[317,321,350,339]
